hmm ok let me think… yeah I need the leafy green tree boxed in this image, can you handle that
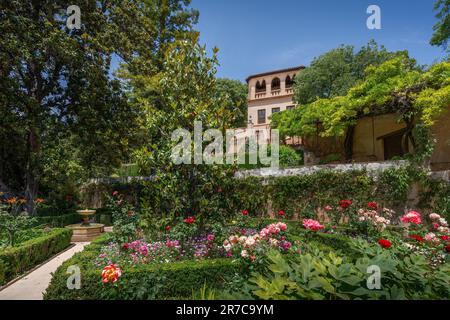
[126,34,238,226]
[430,0,450,51]
[215,78,248,128]
[293,40,405,105]
[0,1,197,210]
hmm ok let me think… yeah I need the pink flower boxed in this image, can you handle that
[424,232,439,243]
[400,211,422,225]
[277,222,287,231]
[281,241,292,251]
[429,213,441,221]
[112,191,119,197]
[324,205,333,212]
[207,234,215,242]
[241,250,248,258]
[302,219,325,231]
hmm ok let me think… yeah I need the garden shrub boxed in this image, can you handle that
[36,213,81,227]
[0,228,72,286]
[247,217,361,258]
[239,248,450,300]
[44,238,242,300]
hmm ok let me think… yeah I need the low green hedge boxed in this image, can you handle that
[0,228,72,286]
[36,213,81,227]
[37,210,113,227]
[44,235,242,300]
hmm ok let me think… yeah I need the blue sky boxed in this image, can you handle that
[192,0,447,82]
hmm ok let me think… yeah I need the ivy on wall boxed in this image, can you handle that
[78,166,450,225]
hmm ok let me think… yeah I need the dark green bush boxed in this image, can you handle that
[0,228,72,286]
[44,238,242,300]
[36,213,81,227]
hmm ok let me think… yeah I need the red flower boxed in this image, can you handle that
[278,210,285,217]
[184,216,196,224]
[445,245,450,253]
[367,202,378,210]
[339,199,352,209]
[165,226,171,232]
[127,211,134,217]
[441,235,450,242]
[378,239,391,249]
[122,243,129,250]
[241,210,249,216]
[409,234,424,242]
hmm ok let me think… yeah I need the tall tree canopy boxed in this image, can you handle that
[215,78,248,128]
[430,0,450,51]
[0,0,197,209]
[293,40,406,105]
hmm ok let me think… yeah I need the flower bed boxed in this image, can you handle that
[0,228,72,286]
[44,234,243,300]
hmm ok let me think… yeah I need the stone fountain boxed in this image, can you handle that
[66,209,104,242]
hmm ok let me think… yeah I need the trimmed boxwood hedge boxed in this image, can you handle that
[36,213,81,227]
[0,228,72,286]
[44,235,243,300]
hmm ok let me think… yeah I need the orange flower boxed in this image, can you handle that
[6,197,17,205]
[35,198,45,204]
[101,264,122,284]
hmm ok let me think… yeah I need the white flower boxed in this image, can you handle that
[438,218,448,227]
[245,237,256,247]
[241,250,248,258]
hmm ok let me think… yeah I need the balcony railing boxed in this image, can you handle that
[252,88,294,99]
[271,89,281,96]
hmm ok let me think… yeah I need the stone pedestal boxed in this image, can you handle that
[66,223,105,242]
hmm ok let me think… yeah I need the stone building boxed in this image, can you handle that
[240,66,450,170]
[245,66,304,131]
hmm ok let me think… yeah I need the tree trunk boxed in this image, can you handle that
[24,129,39,214]
[344,125,355,161]
[401,120,416,155]
[0,179,10,193]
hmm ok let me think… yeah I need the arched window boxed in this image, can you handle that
[271,77,280,91]
[256,80,266,93]
[285,75,294,88]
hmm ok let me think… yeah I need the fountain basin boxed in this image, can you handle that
[66,223,105,242]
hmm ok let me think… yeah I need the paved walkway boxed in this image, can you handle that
[0,242,89,300]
